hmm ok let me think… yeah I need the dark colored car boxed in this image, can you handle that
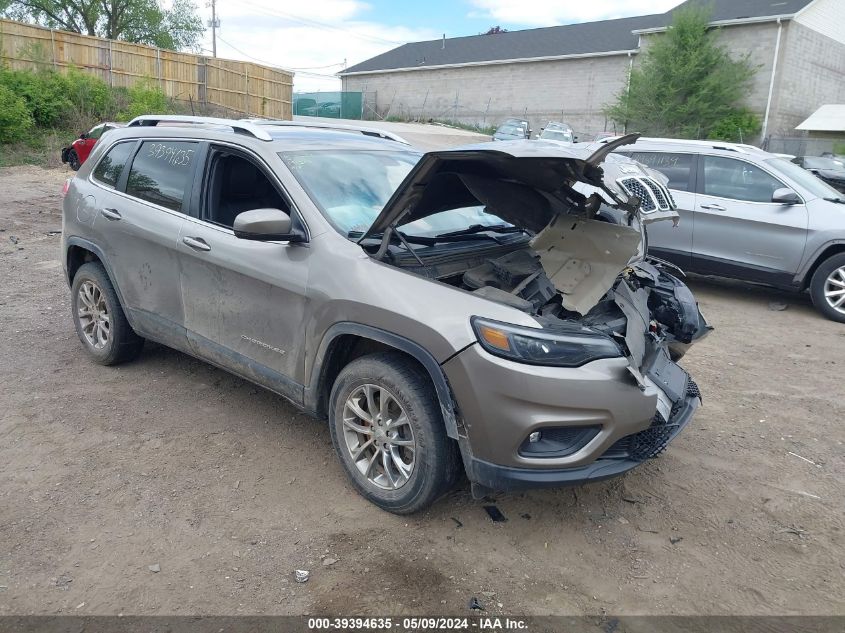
[492,118,531,141]
[792,156,845,193]
[61,122,124,171]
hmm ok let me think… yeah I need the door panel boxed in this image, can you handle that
[692,156,808,281]
[96,191,187,346]
[93,139,199,347]
[177,217,310,389]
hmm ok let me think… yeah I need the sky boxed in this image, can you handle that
[197,0,683,92]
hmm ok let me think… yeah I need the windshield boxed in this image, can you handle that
[495,125,524,137]
[802,157,845,171]
[540,129,573,142]
[280,150,510,237]
[766,158,844,199]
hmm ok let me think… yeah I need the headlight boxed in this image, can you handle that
[471,317,622,367]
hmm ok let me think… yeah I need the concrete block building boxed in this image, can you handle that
[340,0,845,144]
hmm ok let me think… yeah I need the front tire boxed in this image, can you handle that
[68,150,81,171]
[810,253,845,323]
[71,262,144,364]
[328,352,460,514]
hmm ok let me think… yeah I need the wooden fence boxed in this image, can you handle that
[0,19,293,119]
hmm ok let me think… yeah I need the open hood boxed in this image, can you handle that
[360,134,645,240]
[363,134,681,315]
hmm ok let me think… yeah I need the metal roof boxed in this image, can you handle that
[796,104,845,132]
[341,0,814,75]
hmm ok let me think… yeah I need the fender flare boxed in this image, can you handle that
[65,237,129,311]
[305,322,460,439]
[797,239,845,285]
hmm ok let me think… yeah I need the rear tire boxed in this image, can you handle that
[810,253,845,323]
[68,150,81,171]
[328,352,460,514]
[71,262,144,365]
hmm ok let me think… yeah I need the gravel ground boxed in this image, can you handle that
[0,162,843,617]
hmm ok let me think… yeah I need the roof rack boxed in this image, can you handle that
[242,119,411,145]
[126,115,273,141]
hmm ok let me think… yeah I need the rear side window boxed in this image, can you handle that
[92,142,135,188]
[702,156,784,203]
[125,141,198,212]
[625,152,694,191]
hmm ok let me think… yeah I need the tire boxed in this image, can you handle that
[810,253,845,323]
[328,352,461,514]
[68,150,80,171]
[71,262,144,365]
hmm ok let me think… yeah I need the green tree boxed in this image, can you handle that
[605,6,759,139]
[2,0,204,51]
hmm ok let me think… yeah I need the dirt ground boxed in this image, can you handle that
[0,162,843,618]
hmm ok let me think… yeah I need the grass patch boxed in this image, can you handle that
[0,127,75,168]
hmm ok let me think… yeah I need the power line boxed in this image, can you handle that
[215,35,340,79]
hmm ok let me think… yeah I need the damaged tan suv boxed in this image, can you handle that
[62,116,709,513]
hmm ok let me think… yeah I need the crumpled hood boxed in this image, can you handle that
[361,134,650,238]
[364,133,681,315]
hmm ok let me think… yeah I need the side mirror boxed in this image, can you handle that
[772,188,801,205]
[80,132,89,139]
[233,208,305,242]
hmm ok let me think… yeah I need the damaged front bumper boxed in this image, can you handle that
[444,341,702,492]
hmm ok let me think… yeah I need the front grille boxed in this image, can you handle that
[618,176,677,214]
[643,178,669,208]
[603,376,700,462]
[619,178,656,212]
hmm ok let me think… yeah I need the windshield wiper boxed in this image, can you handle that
[824,197,845,204]
[435,223,527,238]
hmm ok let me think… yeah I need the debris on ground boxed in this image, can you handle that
[55,575,72,590]
[148,564,161,573]
[768,301,788,311]
[520,513,531,520]
[777,526,807,538]
[294,570,310,583]
[451,517,463,528]
[468,596,485,610]
[670,537,683,545]
[9,236,19,244]
[322,557,338,566]
[483,505,507,523]
[788,451,820,467]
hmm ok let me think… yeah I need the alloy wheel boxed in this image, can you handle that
[77,280,110,349]
[342,384,416,490]
[824,265,845,315]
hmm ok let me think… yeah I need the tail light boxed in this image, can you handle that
[61,179,71,197]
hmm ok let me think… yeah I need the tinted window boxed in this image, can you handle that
[125,141,198,212]
[92,141,135,188]
[88,126,104,140]
[625,152,693,191]
[703,156,784,203]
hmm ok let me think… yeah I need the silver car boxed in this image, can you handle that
[61,118,708,513]
[609,138,845,322]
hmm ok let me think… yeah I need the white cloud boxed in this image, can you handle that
[467,0,681,26]
[199,1,436,92]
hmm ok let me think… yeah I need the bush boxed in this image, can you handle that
[64,68,115,122]
[118,79,174,120]
[708,108,762,143]
[0,83,34,143]
[0,68,73,128]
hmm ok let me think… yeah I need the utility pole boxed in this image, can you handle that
[207,0,220,57]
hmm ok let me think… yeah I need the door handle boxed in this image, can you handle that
[182,236,211,252]
[100,208,122,220]
[700,203,726,211]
